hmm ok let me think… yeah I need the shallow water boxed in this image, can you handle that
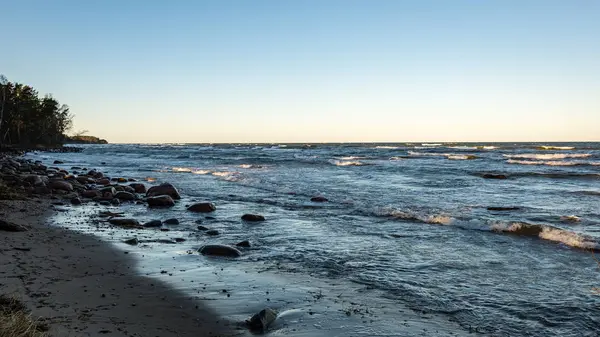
[30,142,600,336]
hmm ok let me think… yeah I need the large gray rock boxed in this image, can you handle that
[147,195,175,207]
[246,308,277,332]
[81,189,101,198]
[48,180,73,192]
[129,183,146,193]
[114,191,135,201]
[187,202,216,213]
[23,175,46,186]
[146,183,181,200]
[198,244,242,257]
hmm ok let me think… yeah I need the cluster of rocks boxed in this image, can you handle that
[0,155,270,259]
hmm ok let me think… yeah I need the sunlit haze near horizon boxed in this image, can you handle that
[2,0,599,143]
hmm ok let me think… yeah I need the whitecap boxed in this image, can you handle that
[504,153,591,160]
[490,222,599,250]
[375,146,399,149]
[172,167,193,173]
[192,170,211,175]
[506,159,600,166]
[538,146,575,150]
[331,160,368,166]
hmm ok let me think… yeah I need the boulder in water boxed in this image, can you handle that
[143,220,163,228]
[205,229,219,236]
[147,195,175,207]
[163,218,179,225]
[129,183,146,193]
[187,202,216,213]
[199,244,242,257]
[146,183,181,200]
[241,214,265,222]
[236,240,251,247]
[246,308,277,332]
[124,238,139,245]
[311,196,328,202]
[114,191,135,201]
[487,207,520,211]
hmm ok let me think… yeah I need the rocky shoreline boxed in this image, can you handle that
[0,153,252,336]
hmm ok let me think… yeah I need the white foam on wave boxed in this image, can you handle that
[490,222,599,250]
[560,215,581,223]
[172,167,193,173]
[539,227,598,250]
[375,146,399,149]
[192,170,211,175]
[376,207,454,225]
[538,146,575,150]
[447,155,478,160]
[409,152,477,160]
[504,153,591,160]
[338,156,365,160]
[330,160,369,166]
[506,159,600,166]
[239,164,264,169]
[421,143,442,147]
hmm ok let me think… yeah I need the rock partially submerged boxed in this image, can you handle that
[124,238,139,245]
[199,244,242,257]
[241,214,265,222]
[147,183,181,200]
[310,196,328,202]
[246,308,277,332]
[163,218,179,225]
[236,240,251,247]
[143,220,163,228]
[487,206,520,211]
[187,202,216,213]
[147,195,175,207]
[129,183,146,193]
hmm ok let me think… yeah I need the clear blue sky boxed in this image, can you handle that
[2,0,598,143]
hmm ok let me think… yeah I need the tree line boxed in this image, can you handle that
[0,74,73,147]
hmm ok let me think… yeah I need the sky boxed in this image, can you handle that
[1,0,599,143]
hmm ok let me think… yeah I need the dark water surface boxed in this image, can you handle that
[29,142,600,336]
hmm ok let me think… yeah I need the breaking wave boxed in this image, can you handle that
[504,153,591,160]
[490,222,599,251]
[506,159,600,166]
[409,152,478,160]
[329,160,370,166]
[374,207,455,225]
[375,146,399,149]
[537,146,575,150]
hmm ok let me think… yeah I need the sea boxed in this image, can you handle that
[27,142,600,336]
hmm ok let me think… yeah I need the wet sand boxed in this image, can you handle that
[0,199,237,337]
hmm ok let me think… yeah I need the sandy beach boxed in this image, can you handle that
[0,198,236,337]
